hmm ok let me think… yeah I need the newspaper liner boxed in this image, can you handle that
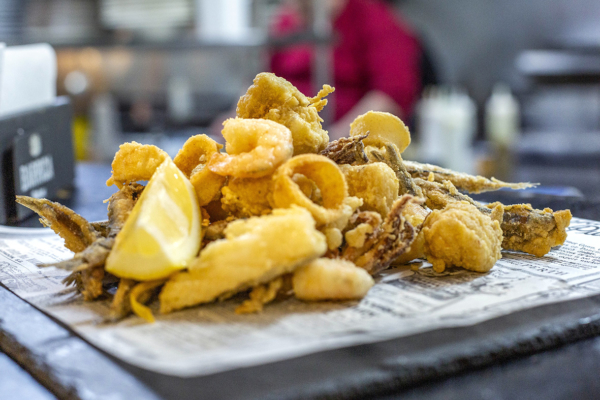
[0,218,599,377]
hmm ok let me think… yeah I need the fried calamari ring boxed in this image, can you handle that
[106,142,168,188]
[272,154,353,226]
[208,118,293,178]
[350,111,411,153]
[174,134,223,177]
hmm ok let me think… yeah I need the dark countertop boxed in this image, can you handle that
[4,162,600,400]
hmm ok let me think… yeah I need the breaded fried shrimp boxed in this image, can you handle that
[208,118,293,178]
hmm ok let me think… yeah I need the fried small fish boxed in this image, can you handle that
[342,195,421,275]
[48,183,144,272]
[15,196,100,253]
[20,184,144,301]
[366,144,422,197]
[404,160,537,194]
[319,133,369,165]
[414,178,572,257]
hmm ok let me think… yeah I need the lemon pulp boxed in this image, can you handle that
[106,157,201,280]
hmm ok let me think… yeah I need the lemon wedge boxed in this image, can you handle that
[106,157,201,281]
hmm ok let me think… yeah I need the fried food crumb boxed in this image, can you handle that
[345,223,374,248]
[236,277,283,314]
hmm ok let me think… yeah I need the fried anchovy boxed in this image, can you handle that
[320,133,369,165]
[108,278,136,321]
[15,197,100,253]
[404,160,537,194]
[367,144,422,197]
[204,220,228,241]
[40,183,144,301]
[414,178,572,257]
[48,183,144,272]
[91,221,109,237]
[343,195,421,275]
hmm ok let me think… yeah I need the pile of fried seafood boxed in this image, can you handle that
[17,73,572,322]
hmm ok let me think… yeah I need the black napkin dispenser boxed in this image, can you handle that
[0,97,75,224]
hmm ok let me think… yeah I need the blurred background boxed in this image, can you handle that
[2,0,600,198]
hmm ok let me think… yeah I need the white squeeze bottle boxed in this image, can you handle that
[485,83,520,180]
[443,88,477,174]
[417,87,445,165]
[486,83,520,147]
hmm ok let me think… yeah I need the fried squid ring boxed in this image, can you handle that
[350,111,411,153]
[174,134,223,177]
[106,142,168,188]
[208,118,293,178]
[271,154,352,226]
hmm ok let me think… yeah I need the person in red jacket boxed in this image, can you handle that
[270,0,422,139]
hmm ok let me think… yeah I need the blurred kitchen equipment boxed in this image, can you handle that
[0,44,74,224]
[515,47,600,197]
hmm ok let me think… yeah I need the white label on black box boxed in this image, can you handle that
[19,154,55,192]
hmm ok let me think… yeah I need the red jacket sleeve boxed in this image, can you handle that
[362,3,421,116]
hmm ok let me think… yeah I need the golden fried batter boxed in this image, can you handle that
[106,142,168,187]
[189,164,227,207]
[365,143,422,197]
[221,175,273,218]
[272,154,360,227]
[159,207,326,313]
[236,72,333,155]
[350,111,411,153]
[174,134,223,177]
[423,202,503,273]
[293,258,374,301]
[340,162,399,218]
[342,195,420,275]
